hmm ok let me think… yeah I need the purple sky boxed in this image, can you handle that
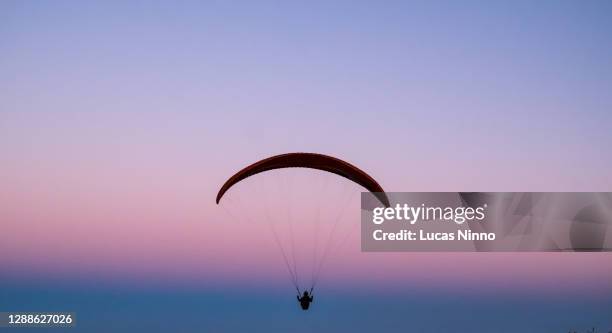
[1,1,611,331]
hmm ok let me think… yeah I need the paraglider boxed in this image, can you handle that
[216,152,389,310]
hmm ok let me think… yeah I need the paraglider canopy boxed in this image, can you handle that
[216,152,390,207]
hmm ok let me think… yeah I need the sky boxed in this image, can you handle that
[1,1,612,332]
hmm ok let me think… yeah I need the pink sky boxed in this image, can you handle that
[2,161,611,296]
[2,0,611,298]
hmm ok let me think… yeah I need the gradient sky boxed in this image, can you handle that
[1,1,612,332]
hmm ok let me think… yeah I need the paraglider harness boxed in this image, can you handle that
[297,287,314,310]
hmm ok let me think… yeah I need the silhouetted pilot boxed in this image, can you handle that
[297,290,313,310]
